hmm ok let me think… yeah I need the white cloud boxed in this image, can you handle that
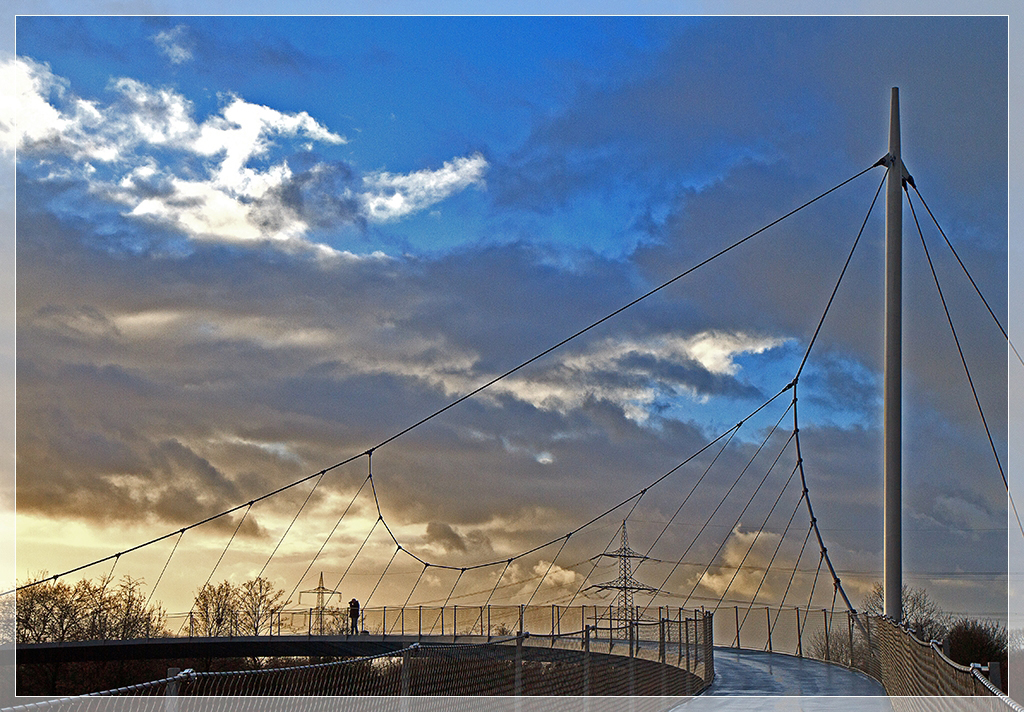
[697,525,781,600]
[532,560,578,589]
[565,331,785,377]
[68,299,783,432]
[361,153,488,222]
[12,57,490,255]
[489,331,787,421]
[2,56,59,154]
[152,25,193,65]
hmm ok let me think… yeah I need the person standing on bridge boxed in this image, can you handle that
[348,598,360,635]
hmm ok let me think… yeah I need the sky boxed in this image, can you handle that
[2,7,1018,651]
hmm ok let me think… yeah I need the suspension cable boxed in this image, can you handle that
[630,426,740,581]
[907,186,1022,538]
[524,535,571,609]
[326,517,381,605]
[364,546,401,608]
[145,529,185,610]
[712,461,800,613]
[776,522,815,617]
[389,562,429,635]
[256,470,328,582]
[749,488,806,640]
[286,474,372,607]
[646,400,794,616]
[796,169,888,378]
[908,181,1023,368]
[677,430,795,613]
[11,163,881,596]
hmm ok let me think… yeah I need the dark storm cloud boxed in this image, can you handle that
[490,17,1006,240]
[12,16,1008,619]
[17,175,781,542]
[614,351,764,401]
[424,522,467,553]
[249,159,366,236]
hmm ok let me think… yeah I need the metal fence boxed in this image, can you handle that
[713,605,1017,705]
[861,615,1016,702]
[15,606,714,700]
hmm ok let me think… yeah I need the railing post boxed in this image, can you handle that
[515,632,523,697]
[848,612,855,667]
[796,608,803,657]
[166,666,180,703]
[519,604,524,636]
[480,605,484,637]
[659,614,665,663]
[659,614,667,696]
[583,625,591,696]
[685,615,691,671]
[677,608,682,667]
[418,605,422,642]
[453,605,457,640]
[823,609,830,662]
[382,606,386,637]
[629,646,636,696]
[735,606,741,649]
[487,605,491,640]
[766,607,772,653]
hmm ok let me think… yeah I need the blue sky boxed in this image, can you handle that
[3,10,1016,635]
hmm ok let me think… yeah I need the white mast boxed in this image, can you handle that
[884,87,904,622]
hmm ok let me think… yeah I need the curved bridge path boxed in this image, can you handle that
[707,648,885,696]
[680,647,892,711]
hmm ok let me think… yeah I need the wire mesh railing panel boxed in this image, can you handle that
[861,616,1008,698]
[12,608,714,700]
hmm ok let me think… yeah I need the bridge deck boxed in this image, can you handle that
[707,647,886,697]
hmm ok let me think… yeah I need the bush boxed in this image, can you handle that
[945,618,1007,666]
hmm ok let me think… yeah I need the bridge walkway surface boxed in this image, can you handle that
[707,647,886,696]
[671,647,897,708]
[670,647,895,712]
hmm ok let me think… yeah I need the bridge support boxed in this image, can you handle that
[884,85,904,622]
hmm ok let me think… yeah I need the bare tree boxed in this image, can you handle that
[0,591,15,645]
[862,582,950,642]
[237,577,286,635]
[15,574,166,643]
[192,581,240,637]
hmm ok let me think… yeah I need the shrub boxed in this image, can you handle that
[945,618,1007,666]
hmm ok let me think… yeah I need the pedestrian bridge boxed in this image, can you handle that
[7,608,1019,708]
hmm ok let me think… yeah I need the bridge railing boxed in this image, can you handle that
[861,615,1014,701]
[162,603,709,646]
[711,604,1015,704]
[711,603,859,663]
[11,608,716,700]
